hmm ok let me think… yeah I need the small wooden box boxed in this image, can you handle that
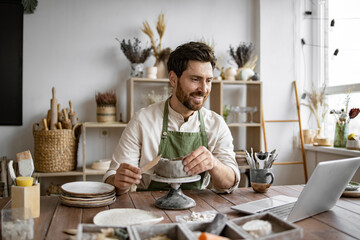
[11,184,40,218]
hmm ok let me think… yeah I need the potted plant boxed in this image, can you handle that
[116,38,152,78]
[95,91,117,122]
[141,13,171,78]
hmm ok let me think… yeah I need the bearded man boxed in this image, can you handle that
[104,42,240,194]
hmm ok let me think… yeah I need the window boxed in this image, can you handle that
[322,0,360,137]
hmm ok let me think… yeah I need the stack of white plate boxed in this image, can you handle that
[60,181,116,208]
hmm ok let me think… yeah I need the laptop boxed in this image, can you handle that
[231,157,360,222]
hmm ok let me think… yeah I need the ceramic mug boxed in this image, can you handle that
[303,129,316,144]
[250,168,274,193]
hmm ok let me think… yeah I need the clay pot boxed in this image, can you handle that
[154,157,189,178]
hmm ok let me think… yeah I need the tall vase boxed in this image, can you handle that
[155,60,168,79]
[333,122,349,148]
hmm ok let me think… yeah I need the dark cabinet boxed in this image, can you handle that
[0,0,23,125]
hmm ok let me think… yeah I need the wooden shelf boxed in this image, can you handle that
[84,168,107,175]
[33,168,83,177]
[228,123,261,127]
[83,122,127,128]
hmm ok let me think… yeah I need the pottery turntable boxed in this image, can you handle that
[151,174,201,210]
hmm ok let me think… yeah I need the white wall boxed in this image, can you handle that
[1,0,310,187]
[259,0,307,184]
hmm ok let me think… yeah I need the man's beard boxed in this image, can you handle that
[175,81,208,111]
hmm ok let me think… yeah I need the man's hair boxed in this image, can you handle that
[167,42,216,78]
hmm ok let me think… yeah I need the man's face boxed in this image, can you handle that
[175,60,213,111]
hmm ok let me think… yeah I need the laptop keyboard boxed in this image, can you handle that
[258,201,297,219]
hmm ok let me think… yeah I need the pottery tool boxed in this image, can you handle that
[264,149,276,168]
[255,152,270,169]
[16,150,35,177]
[130,155,162,192]
[245,150,255,169]
[62,108,72,129]
[140,154,162,172]
[63,229,77,235]
[203,213,227,235]
[68,100,78,125]
[42,118,48,131]
[8,160,16,186]
[50,87,58,130]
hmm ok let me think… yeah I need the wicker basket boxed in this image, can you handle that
[33,123,81,173]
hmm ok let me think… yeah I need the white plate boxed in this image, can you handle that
[61,181,115,196]
[93,209,164,227]
[61,196,116,208]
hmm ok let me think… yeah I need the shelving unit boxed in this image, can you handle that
[33,122,127,180]
[128,78,262,152]
[80,122,127,180]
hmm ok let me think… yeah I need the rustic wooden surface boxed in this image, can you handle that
[0,185,359,240]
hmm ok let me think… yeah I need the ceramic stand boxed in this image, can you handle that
[151,175,201,210]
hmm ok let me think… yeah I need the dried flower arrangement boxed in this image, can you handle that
[116,38,152,64]
[229,42,257,69]
[141,13,171,63]
[95,91,117,106]
[329,94,359,124]
[301,83,328,136]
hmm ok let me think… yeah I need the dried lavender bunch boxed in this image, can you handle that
[95,91,117,106]
[229,42,255,68]
[116,38,152,64]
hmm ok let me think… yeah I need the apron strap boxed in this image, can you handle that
[158,98,171,155]
[199,109,209,148]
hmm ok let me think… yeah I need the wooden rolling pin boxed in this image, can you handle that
[57,103,63,122]
[50,87,58,130]
[62,109,72,129]
[68,100,78,125]
[42,118,48,131]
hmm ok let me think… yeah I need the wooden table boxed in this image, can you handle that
[1,185,359,240]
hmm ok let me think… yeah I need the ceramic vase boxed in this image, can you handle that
[154,60,168,79]
[224,67,236,80]
[333,122,349,148]
[130,63,144,78]
[146,66,157,79]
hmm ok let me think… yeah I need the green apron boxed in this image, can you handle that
[147,98,209,191]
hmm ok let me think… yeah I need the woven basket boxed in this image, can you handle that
[33,123,81,173]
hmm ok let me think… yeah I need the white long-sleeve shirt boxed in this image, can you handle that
[103,100,240,193]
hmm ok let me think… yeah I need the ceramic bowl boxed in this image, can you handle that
[154,157,189,178]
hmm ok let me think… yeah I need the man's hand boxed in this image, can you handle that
[113,163,142,194]
[182,146,236,190]
[182,146,218,175]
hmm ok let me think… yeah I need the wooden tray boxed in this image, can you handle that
[229,212,303,240]
[130,223,192,240]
